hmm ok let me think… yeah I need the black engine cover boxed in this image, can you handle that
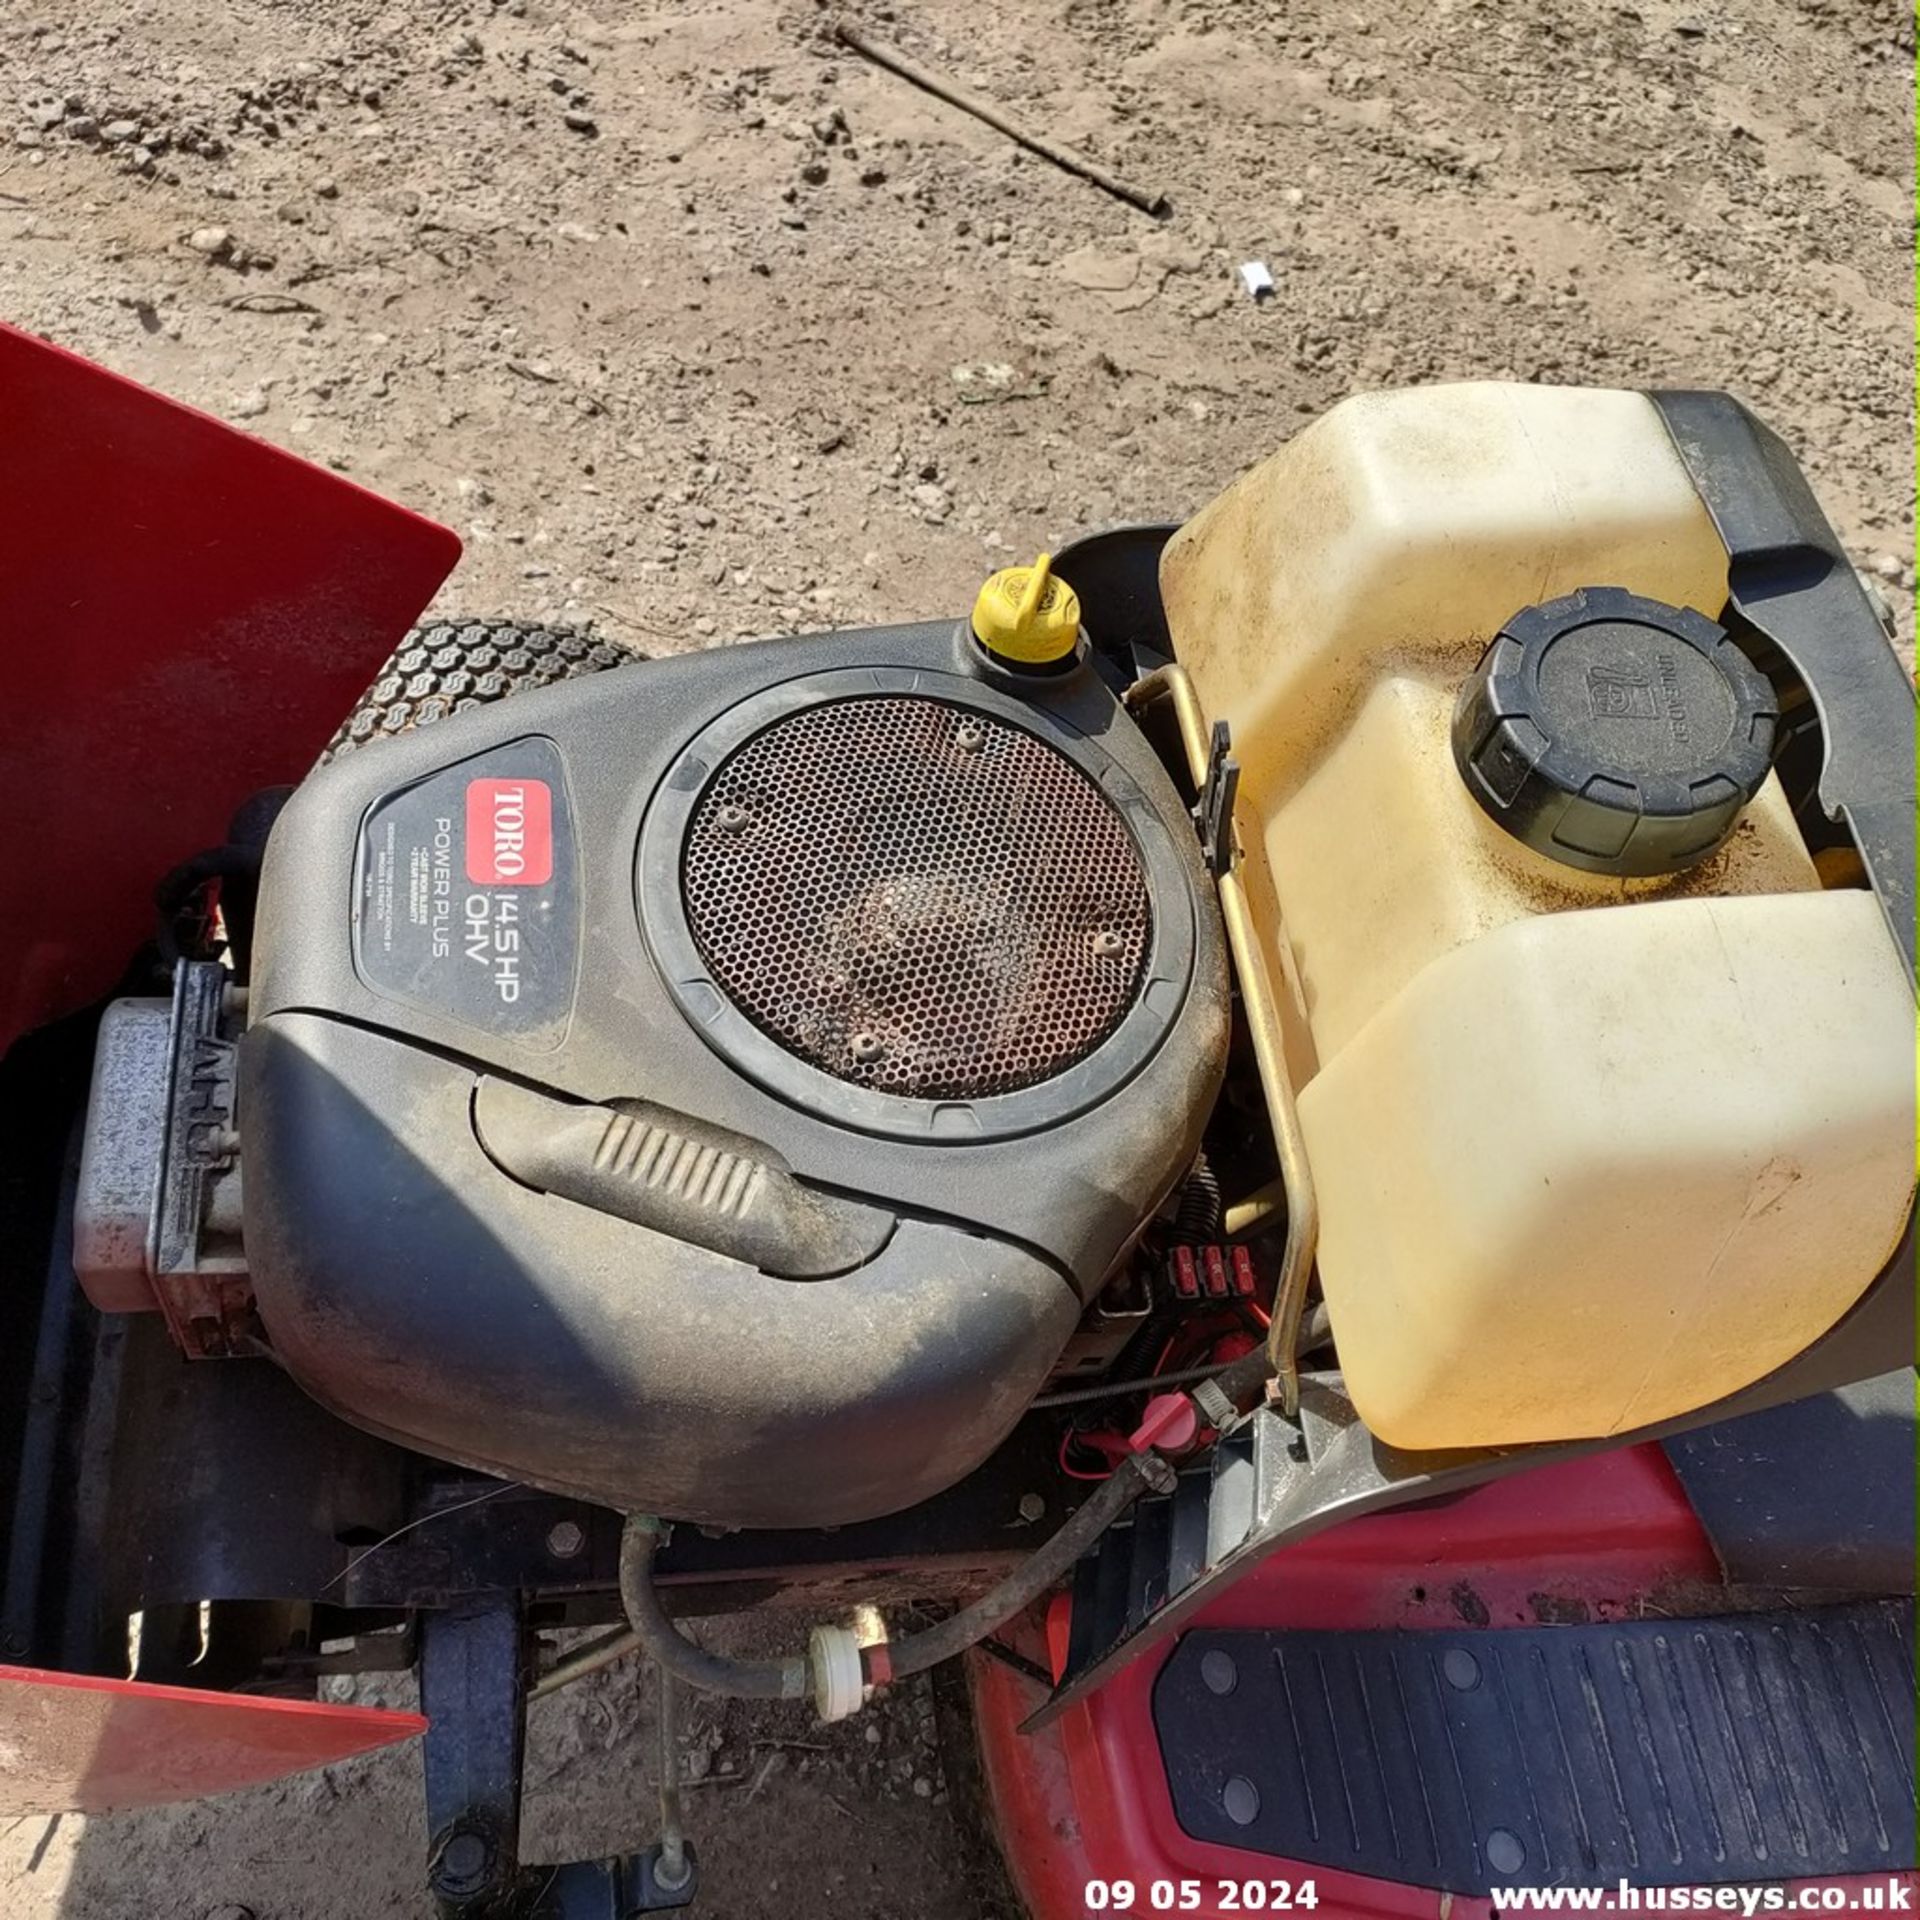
[244,620,1229,1526]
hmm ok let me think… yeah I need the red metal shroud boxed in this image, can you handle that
[0,319,459,1056]
[0,326,454,1807]
[0,1667,425,1814]
[973,1445,1917,1920]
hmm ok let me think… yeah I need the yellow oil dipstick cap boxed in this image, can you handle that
[970,553,1081,667]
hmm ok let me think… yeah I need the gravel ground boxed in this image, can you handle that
[0,0,1911,1913]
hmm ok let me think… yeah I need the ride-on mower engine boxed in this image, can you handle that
[10,337,1912,1920]
[243,604,1229,1527]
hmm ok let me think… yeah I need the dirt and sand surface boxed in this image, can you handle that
[0,0,1912,1913]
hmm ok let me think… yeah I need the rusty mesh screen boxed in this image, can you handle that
[681,695,1152,1100]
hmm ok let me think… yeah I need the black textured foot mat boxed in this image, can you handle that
[1155,1600,1916,1894]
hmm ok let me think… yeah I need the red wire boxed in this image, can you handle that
[1054,1265,1277,1487]
[1057,1427,1119,1482]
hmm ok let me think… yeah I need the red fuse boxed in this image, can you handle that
[1171,1246,1200,1299]
[1202,1246,1229,1298]
[1230,1246,1257,1298]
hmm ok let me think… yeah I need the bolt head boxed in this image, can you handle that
[651,1846,692,1893]
[848,1032,884,1062]
[546,1519,586,1559]
[433,1828,493,1896]
[1200,1648,1238,1695]
[1486,1827,1527,1875]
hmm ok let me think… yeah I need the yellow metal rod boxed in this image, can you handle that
[1124,665,1320,1416]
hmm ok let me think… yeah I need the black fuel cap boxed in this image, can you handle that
[1451,586,1778,877]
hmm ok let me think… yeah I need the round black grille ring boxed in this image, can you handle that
[637,666,1198,1144]
[680,695,1152,1101]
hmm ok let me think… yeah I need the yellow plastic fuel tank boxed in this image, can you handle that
[1160,382,1915,1450]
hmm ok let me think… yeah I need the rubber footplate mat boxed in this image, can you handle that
[1155,1600,1916,1893]
[1664,1373,1918,1594]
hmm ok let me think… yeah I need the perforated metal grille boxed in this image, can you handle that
[681,695,1152,1101]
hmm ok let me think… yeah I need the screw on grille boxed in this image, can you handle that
[680,695,1152,1101]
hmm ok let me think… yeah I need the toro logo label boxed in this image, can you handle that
[465,778,553,886]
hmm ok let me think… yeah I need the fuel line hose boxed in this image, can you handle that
[532,1353,1280,1717]
[607,1447,1178,1717]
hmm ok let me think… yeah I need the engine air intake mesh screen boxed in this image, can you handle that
[681,695,1151,1100]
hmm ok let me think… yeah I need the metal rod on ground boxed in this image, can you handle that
[833,22,1168,217]
[654,1668,690,1892]
[529,1624,638,1700]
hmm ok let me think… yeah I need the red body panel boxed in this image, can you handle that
[0,1666,424,1814]
[0,319,459,1056]
[974,1445,1910,1919]
[0,324,456,1808]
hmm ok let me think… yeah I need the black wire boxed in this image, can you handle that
[1173,1150,1223,1239]
[1031,1361,1231,1411]
[977,1637,1055,1688]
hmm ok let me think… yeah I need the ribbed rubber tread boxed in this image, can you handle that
[1155,1601,1916,1893]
